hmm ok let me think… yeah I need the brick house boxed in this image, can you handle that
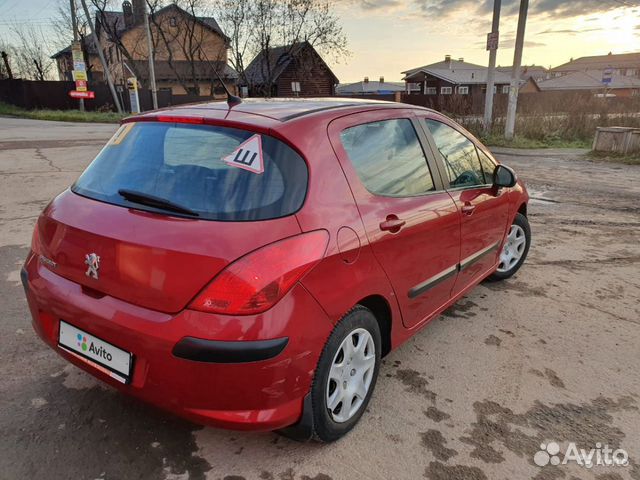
[243,42,338,97]
[52,1,237,96]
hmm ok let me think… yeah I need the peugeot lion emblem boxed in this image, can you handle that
[85,253,100,279]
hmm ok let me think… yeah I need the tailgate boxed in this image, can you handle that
[36,190,301,313]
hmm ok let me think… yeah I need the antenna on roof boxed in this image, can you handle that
[213,67,242,108]
[195,42,242,108]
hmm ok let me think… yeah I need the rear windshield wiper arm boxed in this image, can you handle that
[118,189,199,217]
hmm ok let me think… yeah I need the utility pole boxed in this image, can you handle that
[69,0,84,112]
[79,0,123,114]
[143,1,158,110]
[483,0,501,133]
[504,0,528,140]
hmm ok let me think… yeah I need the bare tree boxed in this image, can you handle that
[83,0,226,94]
[51,0,107,81]
[51,0,92,51]
[145,0,228,95]
[215,0,253,87]
[90,0,146,83]
[0,37,15,79]
[214,0,348,96]
[8,24,55,80]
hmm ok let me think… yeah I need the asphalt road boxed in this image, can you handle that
[1,117,639,480]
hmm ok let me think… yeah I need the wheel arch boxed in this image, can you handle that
[517,202,527,217]
[356,294,393,358]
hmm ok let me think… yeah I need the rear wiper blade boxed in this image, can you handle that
[118,189,199,217]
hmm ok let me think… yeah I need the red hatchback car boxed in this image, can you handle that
[22,98,530,442]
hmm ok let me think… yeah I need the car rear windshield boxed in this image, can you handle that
[72,122,308,221]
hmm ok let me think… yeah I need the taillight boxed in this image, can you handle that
[190,230,329,315]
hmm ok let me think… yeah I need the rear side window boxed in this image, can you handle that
[425,120,485,188]
[72,122,308,221]
[340,119,435,196]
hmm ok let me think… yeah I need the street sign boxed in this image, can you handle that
[72,70,87,81]
[487,31,499,51]
[69,90,95,99]
[71,41,83,63]
[73,61,86,72]
[75,80,87,92]
[127,76,140,114]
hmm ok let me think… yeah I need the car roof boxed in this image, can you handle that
[130,97,433,124]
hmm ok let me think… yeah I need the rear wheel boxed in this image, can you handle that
[311,306,381,442]
[489,212,531,281]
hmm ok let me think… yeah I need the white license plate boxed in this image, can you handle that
[58,321,133,384]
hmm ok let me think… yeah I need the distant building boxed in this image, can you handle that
[519,77,541,94]
[336,77,405,95]
[402,55,512,98]
[536,70,640,97]
[549,52,640,79]
[497,65,549,83]
[243,42,338,97]
[51,1,237,96]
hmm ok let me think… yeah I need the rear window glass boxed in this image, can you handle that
[72,122,308,221]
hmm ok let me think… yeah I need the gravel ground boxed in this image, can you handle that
[1,117,639,480]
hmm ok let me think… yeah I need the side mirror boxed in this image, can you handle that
[493,164,517,188]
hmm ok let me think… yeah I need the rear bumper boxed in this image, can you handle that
[22,253,333,431]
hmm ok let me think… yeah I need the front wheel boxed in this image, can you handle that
[310,306,381,442]
[489,212,531,281]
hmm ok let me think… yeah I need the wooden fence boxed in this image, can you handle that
[335,91,640,116]
[0,79,214,112]
[3,79,639,117]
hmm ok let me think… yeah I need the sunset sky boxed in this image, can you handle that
[1,0,639,82]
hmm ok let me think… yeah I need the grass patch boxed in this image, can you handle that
[479,134,591,149]
[587,150,640,165]
[0,102,124,123]
[455,112,640,150]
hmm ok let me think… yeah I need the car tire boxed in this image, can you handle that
[488,212,531,281]
[310,305,381,442]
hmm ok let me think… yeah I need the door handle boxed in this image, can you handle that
[461,203,476,216]
[379,215,406,233]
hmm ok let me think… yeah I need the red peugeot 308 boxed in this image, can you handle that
[22,98,530,442]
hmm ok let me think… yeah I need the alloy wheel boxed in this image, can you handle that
[497,224,527,273]
[326,328,376,423]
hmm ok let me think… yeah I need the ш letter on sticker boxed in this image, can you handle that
[222,134,265,174]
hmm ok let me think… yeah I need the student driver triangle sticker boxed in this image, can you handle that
[223,134,265,174]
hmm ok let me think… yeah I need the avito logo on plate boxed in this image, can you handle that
[75,332,113,362]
